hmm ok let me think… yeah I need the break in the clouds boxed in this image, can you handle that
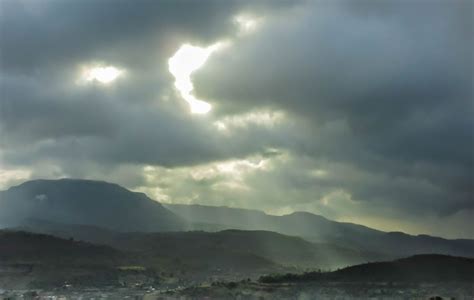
[0,0,472,238]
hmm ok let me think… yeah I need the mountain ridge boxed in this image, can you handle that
[166,203,474,258]
[2,179,473,260]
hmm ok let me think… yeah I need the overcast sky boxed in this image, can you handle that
[1,0,472,238]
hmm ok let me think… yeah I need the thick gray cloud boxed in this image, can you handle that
[0,0,293,73]
[193,0,473,217]
[0,0,294,167]
[0,0,472,238]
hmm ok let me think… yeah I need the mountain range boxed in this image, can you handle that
[166,203,474,258]
[1,179,473,263]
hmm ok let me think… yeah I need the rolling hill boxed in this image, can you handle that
[2,228,472,289]
[0,230,120,265]
[331,254,474,282]
[14,219,378,271]
[2,179,473,266]
[260,254,474,283]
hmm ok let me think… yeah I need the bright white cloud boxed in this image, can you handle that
[168,43,224,114]
[80,65,124,84]
[167,14,261,114]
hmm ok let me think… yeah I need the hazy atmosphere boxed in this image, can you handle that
[1,0,473,239]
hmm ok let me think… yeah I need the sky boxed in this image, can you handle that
[0,0,472,238]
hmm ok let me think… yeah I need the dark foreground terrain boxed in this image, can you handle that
[1,280,472,299]
[0,234,472,300]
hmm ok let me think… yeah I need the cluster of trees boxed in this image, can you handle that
[259,270,325,284]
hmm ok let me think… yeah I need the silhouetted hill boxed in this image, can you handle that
[332,254,474,282]
[260,254,474,283]
[0,230,126,289]
[3,179,472,271]
[0,179,186,232]
[0,228,280,287]
[166,203,474,258]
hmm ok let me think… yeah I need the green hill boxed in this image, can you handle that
[260,254,474,283]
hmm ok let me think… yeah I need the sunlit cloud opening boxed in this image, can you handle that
[190,157,271,192]
[167,14,260,114]
[135,150,288,205]
[80,65,124,84]
[0,168,32,190]
[310,169,328,178]
[168,43,224,114]
[213,110,286,133]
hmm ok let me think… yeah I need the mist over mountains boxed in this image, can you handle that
[167,203,474,258]
[0,178,473,295]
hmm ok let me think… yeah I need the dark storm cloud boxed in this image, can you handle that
[0,0,295,73]
[0,74,120,143]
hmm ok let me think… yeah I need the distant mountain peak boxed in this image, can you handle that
[285,211,328,219]
[1,178,186,232]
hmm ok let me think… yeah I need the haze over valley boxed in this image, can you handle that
[0,179,473,298]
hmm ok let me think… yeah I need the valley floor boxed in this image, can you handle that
[1,281,472,300]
